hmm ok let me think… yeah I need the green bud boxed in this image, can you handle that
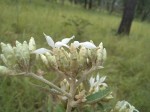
[99,42,103,50]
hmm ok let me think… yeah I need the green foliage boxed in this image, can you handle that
[86,88,111,104]
[63,16,91,40]
[0,0,149,112]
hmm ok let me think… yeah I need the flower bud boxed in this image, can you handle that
[53,48,62,70]
[70,43,79,74]
[96,47,103,66]
[102,48,107,61]
[22,41,30,60]
[1,43,15,60]
[15,41,30,70]
[114,100,139,112]
[29,37,36,51]
[90,48,98,65]
[60,79,69,92]
[78,46,88,68]
[45,52,58,68]
[15,41,23,59]
[0,66,11,75]
[59,48,70,71]
[0,54,9,67]
[1,43,16,68]
[40,54,49,67]
[102,92,113,102]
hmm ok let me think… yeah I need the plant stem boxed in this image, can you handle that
[75,66,96,87]
[28,73,71,98]
[66,78,76,112]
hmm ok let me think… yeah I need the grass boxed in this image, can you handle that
[0,0,150,111]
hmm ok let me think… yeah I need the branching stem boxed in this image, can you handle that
[28,73,71,98]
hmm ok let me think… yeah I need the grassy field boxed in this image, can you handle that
[0,0,150,111]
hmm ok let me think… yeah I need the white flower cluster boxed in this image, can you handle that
[113,100,139,112]
[0,37,36,73]
[88,73,113,101]
[33,34,107,76]
[58,73,112,103]
[89,73,107,93]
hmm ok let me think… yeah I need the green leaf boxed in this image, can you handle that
[86,88,111,104]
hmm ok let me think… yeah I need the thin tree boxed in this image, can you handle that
[109,0,116,14]
[88,0,93,9]
[117,0,137,35]
[84,0,88,9]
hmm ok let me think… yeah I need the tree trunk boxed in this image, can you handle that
[141,9,150,21]
[84,0,88,9]
[117,0,137,35]
[109,0,116,14]
[88,0,93,9]
[74,0,78,4]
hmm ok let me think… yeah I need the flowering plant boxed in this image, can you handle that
[0,34,138,112]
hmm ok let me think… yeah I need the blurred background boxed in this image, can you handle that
[0,0,150,112]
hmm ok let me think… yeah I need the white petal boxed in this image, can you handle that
[101,83,108,87]
[89,77,95,87]
[43,33,55,48]
[99,42,103,48]
[96,74,100,82]
[99,76,106,83]
[73,41,80,48]
[80,42,96,49]
[55,42,69,48]
[32,48,51,54]
[61,35,75,44]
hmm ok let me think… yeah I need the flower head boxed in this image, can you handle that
[72,41,96,49]
[89,73,107,93]
[33,34,74,54]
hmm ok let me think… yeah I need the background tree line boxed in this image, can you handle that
[56,0,149,22]
[46,0,149,35]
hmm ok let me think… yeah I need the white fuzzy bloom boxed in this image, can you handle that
[44,33,74,48]
[89,73,107,93]
[32,48,51,54]
[29,37,36,51]
[33,34,74,54]
[115,100,139,112]
[102,48,107,60]
[80,41,96,49]
[73,41,80,48]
